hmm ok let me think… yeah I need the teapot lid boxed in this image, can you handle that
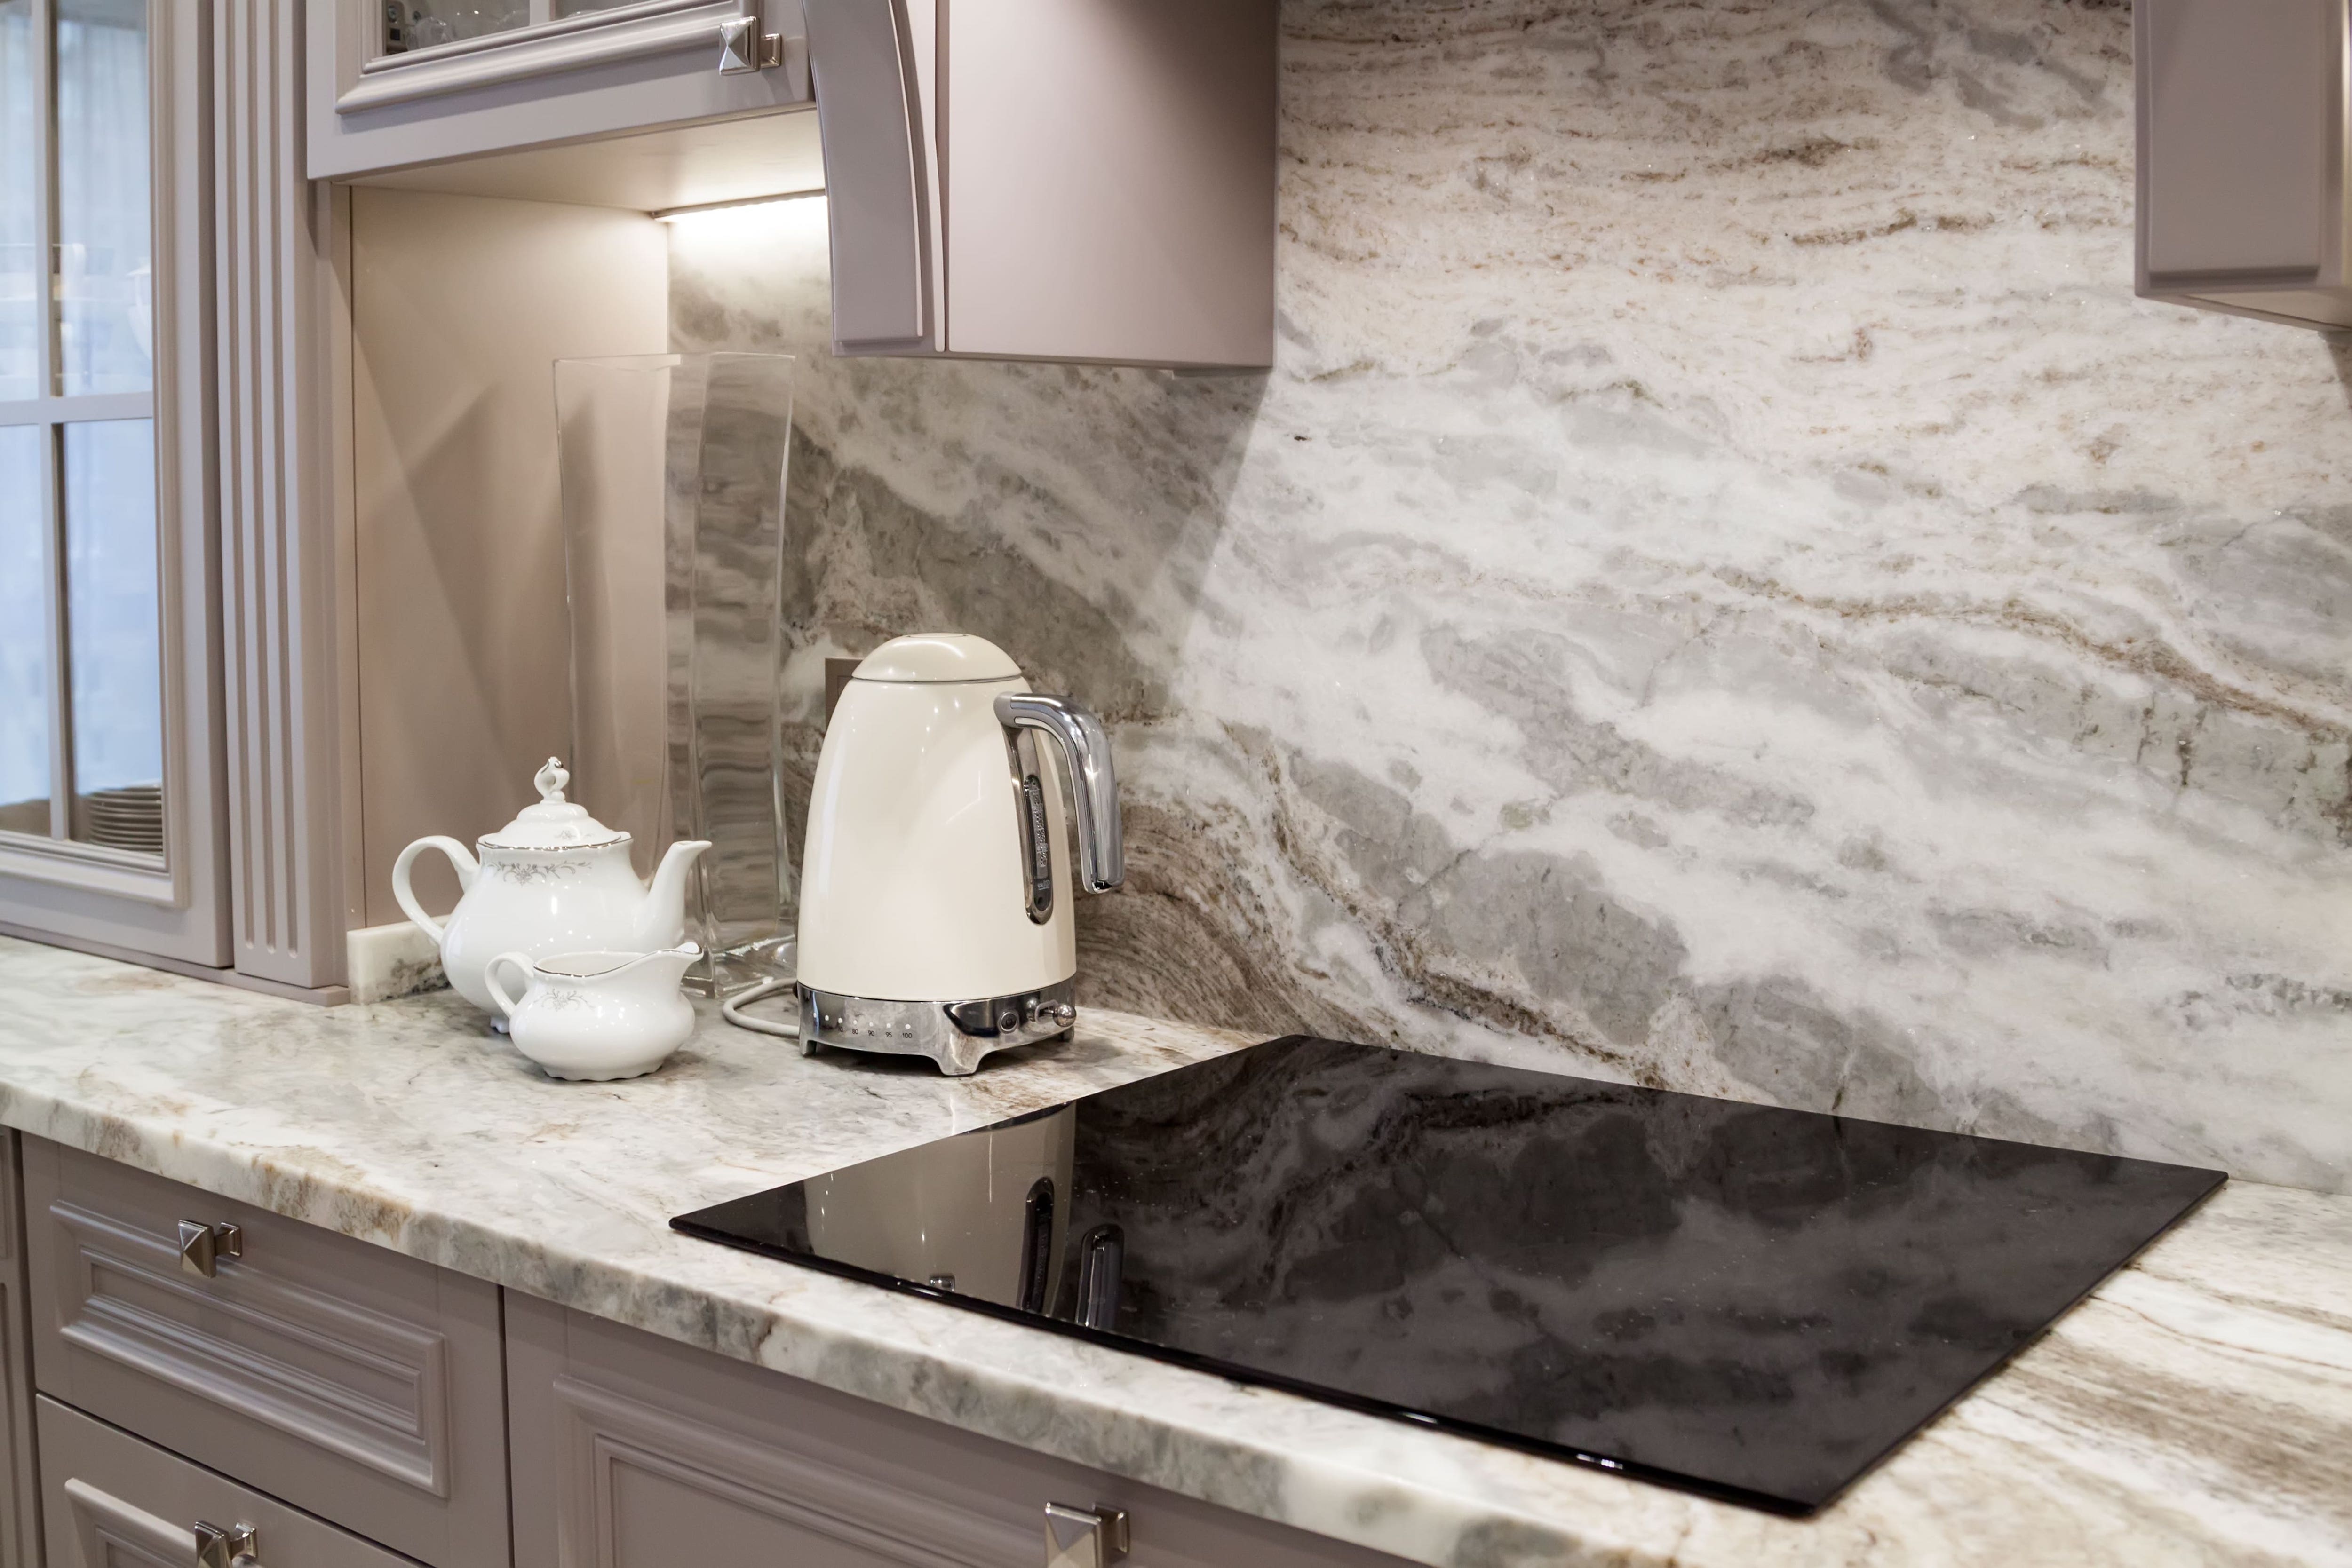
[478,759,629,851]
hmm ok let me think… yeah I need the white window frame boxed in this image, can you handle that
[0,0,229,965]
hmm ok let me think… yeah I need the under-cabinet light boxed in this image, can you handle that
[652,188,826,223]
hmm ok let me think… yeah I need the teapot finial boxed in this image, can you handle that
[535,758,570,803]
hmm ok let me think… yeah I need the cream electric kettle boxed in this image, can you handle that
[796,634,1122,1075]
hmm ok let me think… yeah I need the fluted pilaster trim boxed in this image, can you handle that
[216,0,345,987]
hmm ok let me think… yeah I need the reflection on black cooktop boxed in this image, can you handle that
[673,1037,2222,1514]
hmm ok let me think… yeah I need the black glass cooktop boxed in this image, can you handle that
[673,1036,2222,1515]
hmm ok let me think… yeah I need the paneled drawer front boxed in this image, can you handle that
[508,1293,1408,1568]
[40,1395,421,1568]
[22,1138,509,1568]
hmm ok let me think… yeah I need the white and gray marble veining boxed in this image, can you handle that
[667,0,2352,1194]
[2,935,2347,1566]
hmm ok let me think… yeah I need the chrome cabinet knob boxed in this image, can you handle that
[177,1221,242,1279]
[717,14,782,71]
[1045,1503,1128,1568]
[194,1520,260,1567]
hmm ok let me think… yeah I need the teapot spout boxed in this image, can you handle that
[636,838,714,952]
[633,941,704,990]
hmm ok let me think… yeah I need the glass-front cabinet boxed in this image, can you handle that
[307,0,813,193]
[378,0,654,55]
[0,0,223,963]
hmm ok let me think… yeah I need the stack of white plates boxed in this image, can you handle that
[80,784,164,855]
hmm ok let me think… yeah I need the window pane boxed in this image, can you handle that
[56,0,150,397]
[63,419,160,854]
[0,423,48,836]
[0,0,35,402]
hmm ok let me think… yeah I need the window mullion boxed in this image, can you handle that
[30,0,52,397]
[0,390,155,426]
[38,422,67,840]
[28,0,65,840]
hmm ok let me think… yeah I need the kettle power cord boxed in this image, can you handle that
[719,975,801,1039]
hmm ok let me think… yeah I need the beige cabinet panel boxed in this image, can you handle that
[40,1396,422,1568]
[347,186,668,929]
[507,1291,1410,1568]
[21,1139,509,1568]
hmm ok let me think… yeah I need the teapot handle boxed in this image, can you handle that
[392,836,479,945]
[482,952,536,1019]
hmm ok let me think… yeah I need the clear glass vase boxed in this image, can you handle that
[554,352,795,995]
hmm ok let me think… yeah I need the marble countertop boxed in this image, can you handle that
[1,935,2345,1567]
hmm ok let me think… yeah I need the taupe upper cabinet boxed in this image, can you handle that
[805,0,1276,369]
[2137,0,2352,330]
[308,0,1278,370]
[306,0,818,207]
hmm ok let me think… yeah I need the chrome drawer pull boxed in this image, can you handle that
[177,1220,243,1278]
[194,1519,260,1567]
[1045,1503,1129,1568]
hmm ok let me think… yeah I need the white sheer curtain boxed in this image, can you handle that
[56,0,151,396]
[0,0,36,400]
[0,0,48,823]
[56,0,160,805]
[0,425,46,825]
[64,417,159,799]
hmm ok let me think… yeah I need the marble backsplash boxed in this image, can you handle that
[668,0,2352,1192]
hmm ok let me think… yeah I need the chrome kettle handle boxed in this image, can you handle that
[994,693,1123,893]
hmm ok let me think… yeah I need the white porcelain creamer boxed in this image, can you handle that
[484,944,700,1082]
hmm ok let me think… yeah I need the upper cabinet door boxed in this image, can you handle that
[2136,0,2352,330]
[806,0,1278,370]
[0,0,228,965]
[306,0,815,189]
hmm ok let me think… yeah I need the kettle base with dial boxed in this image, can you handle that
[798,979,1078,1077]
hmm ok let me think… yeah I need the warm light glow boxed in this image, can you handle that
[660,190,832,280]
[652,189,826,223]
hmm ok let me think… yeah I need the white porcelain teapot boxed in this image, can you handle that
[393,759,710,1019]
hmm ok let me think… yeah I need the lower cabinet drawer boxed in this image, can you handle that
[39,1396,420,1567]
[507,1293,1406,1568]
[20,1138,509,1568]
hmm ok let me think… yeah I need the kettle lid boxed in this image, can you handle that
[852,633,1022,684]
[478,759,628,850]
